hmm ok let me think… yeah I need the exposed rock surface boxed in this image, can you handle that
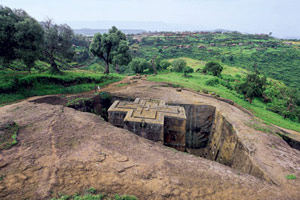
[0,78,299,200]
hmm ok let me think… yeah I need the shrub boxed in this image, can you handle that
[183,66,194,77]
[219,79,233,90]
[129,58,150,73]
[159,60,171,70]
[205,78,219,86]
[195,68,201,72]
[203,61,223,77]
[171,59,186,72]
[235,74,241,79]
[236,70,267,104]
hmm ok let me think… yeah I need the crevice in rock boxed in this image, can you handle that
[275,132,300,151]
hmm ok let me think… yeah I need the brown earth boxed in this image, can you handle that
[0,77,300,200]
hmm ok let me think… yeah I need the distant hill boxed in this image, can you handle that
[74,28,145,36]
[132,32,300,90]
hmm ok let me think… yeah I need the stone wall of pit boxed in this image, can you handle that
[169,104,215,153]
[207,111,273,182]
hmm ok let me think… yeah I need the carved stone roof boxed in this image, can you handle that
[108,98,186,125]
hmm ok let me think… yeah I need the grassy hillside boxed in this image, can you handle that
[0,70,123,106]
[147,57,300,132]
[131,32,300,90]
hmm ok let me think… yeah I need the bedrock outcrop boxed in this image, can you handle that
[0,78,299,200]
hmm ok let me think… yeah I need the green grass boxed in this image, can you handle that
[286,174,297,180]
[147,71,300,132]
[168,57,248,78]
[168,57,206,70]
[66,97,91,107]
[0,70,124,106]
[0,122,19,150]
[82,63,105,72]
[245,120,275,134]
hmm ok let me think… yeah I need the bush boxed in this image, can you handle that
[219,79,233,90]
[236,70,267,103]
[203,61,223,77]
[159,60,171,70]
[183,66,194,77]
[171,59,186,72]
[129,58,150,74]
[205,78,219,86]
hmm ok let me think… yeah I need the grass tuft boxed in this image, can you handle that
[286,174,297,180]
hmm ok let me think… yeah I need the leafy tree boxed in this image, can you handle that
[172,59,186,72]
[72,34,90,48]
[0,6,44,71]
[41,19,74,74]
[183,66,194,77]
[150,56,157,74]
[267,87,300,121]
[90,26,131,74]
[71,34,91,64]
[160,60,171,70]
[236,70,267,104]
[203,61,223,77]
[73,48,89,63]
[112,40,132,73]
[129,58,150,74]
[154,56,162,70]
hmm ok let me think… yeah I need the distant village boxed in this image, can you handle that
[81,30,299,54]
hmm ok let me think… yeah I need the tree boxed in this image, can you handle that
[172,59,186,72]
[151,56,157,75]
[0,6,44,71]
[273,89,300,121]
[41,19,74,74]
[15,18,44,72]
[160,60,171,70]
[203,61,223,77]
[183,66,194,77]
[236,70,267,104]
[112,40,132,73]
[90,26,131,74]
[129,58,150,74]
[154,56,162,70]
[72,34,90,48]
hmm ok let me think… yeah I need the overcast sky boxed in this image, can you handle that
[1,0,300,38]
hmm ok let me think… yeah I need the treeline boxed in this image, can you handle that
[0,6,93,74]
[0,6,136,75]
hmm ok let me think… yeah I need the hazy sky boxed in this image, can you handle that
[1,0,300,38]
